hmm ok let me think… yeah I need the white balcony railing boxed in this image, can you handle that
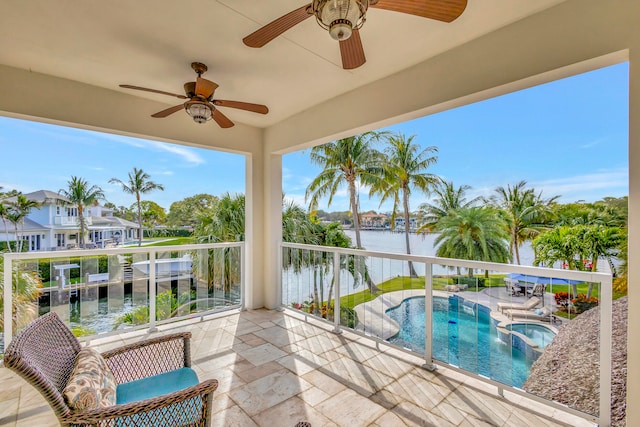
[280,242,613,427]
[2,241,613,426]
[2,242,244,348]
[53,216,92,226]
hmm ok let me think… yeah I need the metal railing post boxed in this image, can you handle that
[148,249,157,332]
[332,251,341,334]
[3,254,13,348]
[423,262,436,371]
[599,275,613,427]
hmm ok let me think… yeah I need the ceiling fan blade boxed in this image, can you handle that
[120,84,187,99]
[213,100,269,114]
[243,4,313,48]
[370,0,467,23]
[212,108,234,128]
[195,77,218,98]
[339,29,366,70]
[151,104,185,118]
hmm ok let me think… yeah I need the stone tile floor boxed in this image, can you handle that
[0,309,595,427]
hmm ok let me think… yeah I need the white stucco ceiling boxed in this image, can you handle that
[0,0,566,128]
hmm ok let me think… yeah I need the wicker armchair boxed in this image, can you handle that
[3,312,218,427]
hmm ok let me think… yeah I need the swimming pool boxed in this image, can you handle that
[386,296,533,388]
[507,323,556,349]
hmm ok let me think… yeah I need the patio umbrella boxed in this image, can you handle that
[507,273,582,285]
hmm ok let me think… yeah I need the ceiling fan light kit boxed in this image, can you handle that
[312,0,368,41]
[186,101,213,124]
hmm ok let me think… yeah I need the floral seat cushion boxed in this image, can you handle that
[63,347,117,411]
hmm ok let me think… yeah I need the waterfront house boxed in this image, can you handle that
[0,190,139,251]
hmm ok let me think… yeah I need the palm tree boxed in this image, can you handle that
[4,194,41,252]
[491,181,558,264]
[0,202,12,251]
[305,131,387,249]
[372,133,439,278]
[417,180,481,234]
[533,225,586,295]
[434,207,509,277]
[282,198,318,245]
[109,168,164,247]
[196,193,245,243]
[59,177,104,248]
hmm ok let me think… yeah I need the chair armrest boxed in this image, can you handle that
[66,378,218,427]
[102,332,192,383]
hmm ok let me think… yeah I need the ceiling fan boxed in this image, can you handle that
[119,62,269,129]
[243,0,467,70]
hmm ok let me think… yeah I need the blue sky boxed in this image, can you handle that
[0,62,629,213]
[0,120,246,209]
[284,62,629,212]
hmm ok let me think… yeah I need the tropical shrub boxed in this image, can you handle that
[0,257,43,333]
[451,277,485,287]
[571,294,599,314]
[71,325,96,337]
[114,290,196,328]
[290,301,358,329]
[554,292,570,307]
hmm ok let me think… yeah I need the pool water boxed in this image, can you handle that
[508,323,556,348]
[387,296,533,388]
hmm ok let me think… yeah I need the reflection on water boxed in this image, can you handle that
[69,295,136,334]
[39,290,137,335]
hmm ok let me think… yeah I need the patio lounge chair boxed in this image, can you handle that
[505,306,556,322]
[3,312,218,427]
[527,283,547,297]
[496,296,541,313]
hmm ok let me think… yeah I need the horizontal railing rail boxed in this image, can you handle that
[2,242,244,350]
[280,242,612,427]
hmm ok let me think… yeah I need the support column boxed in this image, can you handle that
[263,153,283,309]
[627,47,640,425]
[245,152,264,309]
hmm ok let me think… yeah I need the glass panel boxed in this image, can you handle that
[131,253,149,306]
[107,254,125,323]
[12,259,41,336]
[78,256,99,335]
[156,251,173,321]
[195,248,209,312]
[176,249,192,317]
[49,258,71,323]
[227,246,242,306]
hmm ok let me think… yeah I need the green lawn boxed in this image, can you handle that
[145,237,196,246]
[543,283,626,300]
[339,274,504,309]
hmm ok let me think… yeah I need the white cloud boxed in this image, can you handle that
[152,170,175,176]
[530,169,628,202]
[284,193,307,209]
[0,182,33,193]
[580,136,609,149]
[98,134,205,165]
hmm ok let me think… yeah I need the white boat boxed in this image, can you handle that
[131,255,193,276]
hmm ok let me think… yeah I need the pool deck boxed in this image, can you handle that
[354,287,560,340]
